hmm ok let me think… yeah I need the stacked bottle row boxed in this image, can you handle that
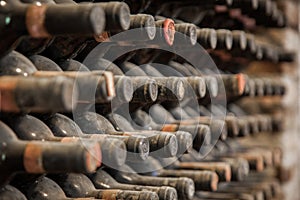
[0,0,294,199]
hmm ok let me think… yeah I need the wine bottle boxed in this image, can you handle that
[16,0,56,56]
[43,1,131,61]
[155,16,197,46]
[33,70,116,103]
[4,114,104,166]
[130,110,193,154]
[0,75,77,113]
[13,175,100,200]
[0,120,99,186]
[0,51,117,104]
[89,169,178,200]
[95,12,155,43]
[130,76,158,103]
[107,165,195,200]
[0,1,105,58]
[143,104,216,145]
[76,13,156,62]
[220,73,247,97]
[107,113,180,158]
[217,152,265,172]
[55,112,150,161]
[49,173,159,200]
[38,113,127,167]
[98,2,131,31]
[86,112,178,158]
[184,77,207,99]
[174,161,232,182]
[128,157,219,191]
[204,157,250,182]
[152,19,175,46]
[129,14,156,41]
[153,77,185,101]
[134,104,211,150]
[131,109,207,153]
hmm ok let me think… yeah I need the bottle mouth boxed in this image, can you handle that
[188,25,197,46]
[225,31,233,50]
[118,3,131,31]
[163,19,175,46]
[246,35,257,54]
[145,15,156,40]
[196,77,207,98]
[210,172,219,191]
[137,137,150,160]
[176,80,185,101]
[148,80,158,102]
[115,76,133,103]
[236,73,246,95]
[206,77,218,98]
[209,30,218,50]
[233,31,247,50]
[174,23,197,46]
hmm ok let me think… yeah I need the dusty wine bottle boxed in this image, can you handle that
[49,173,159,200]
[106,113,179,158]
[108,165,195,200]
[0,121,100,186]
[88,169,177,200]
[155,16,197,46]
[16,0,56,56]
[12,175,102,200]
[129,14,156,41]
[74,112,150,161]
[0,76,78,112]
[129,157,219,192]
[130,76,158,103]
[175,161,232,182]
[40,113,128,167]
[33,70,116,103]
[0,1,105,57]
[153,19,175,46]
